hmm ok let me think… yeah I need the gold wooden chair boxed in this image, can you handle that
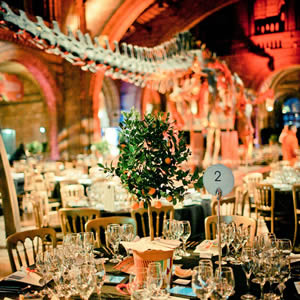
[293,184,300,246]
[211,196,236,216]
[254,183,277,233]
[30,190,60,229]
[243,172,263,213]
[85,216,137,247]
[60,183,85,207]
[131,205,174,238]
[6,228,57,272]
[58,208,101,235]
[235,185,251,217]
[205,215,256,245]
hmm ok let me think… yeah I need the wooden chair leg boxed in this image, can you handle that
[294,218,299,247]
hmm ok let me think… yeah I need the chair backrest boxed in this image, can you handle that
[243,172,263,197]
[60,184,85,207]
[211,196,236,216]
[131,205,174,238]
[254,183,275,211]
[59,208,101,235]
[44,172,56,197]
[205,215,256,244]
[23,169,35,193]
[6,228,57,272]
[85,216,137,247]
[30,190,50,228]
[235,185,250,217]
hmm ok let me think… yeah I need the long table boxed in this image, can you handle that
[1,248,300,299]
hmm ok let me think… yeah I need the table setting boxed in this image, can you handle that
[1,222,300,300]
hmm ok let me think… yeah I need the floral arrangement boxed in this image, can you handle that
[99,108,203,208]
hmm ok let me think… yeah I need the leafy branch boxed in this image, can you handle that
[99,108,203,206]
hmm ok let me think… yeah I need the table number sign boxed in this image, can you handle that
[203,163,234,197]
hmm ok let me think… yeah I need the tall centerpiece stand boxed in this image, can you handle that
[203,164,235,268]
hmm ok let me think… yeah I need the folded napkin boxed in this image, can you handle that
[121,237,180,252]
[113,257,135,274]
[194,240,219,257]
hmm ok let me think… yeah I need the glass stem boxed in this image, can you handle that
[183,241,187,253]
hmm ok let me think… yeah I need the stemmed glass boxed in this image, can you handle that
[276,239,292,257]
[214,266,235,300]
[128,270,149,300]
[147,262,163,297]
[224,222,235,262]
[240,247,256,300]
[275,256,290,299]
[107,224,121,263]
[71,263,96,300]
[252,256,268,300]
[170,220,183,260]
[163,219,171,239]
[192,265,214,299]
[93,258,106,297]
[121,223,135,258]
[179,220,191,256]
[83,232,95,254]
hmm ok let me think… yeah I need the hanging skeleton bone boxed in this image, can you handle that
[0,1,201,92]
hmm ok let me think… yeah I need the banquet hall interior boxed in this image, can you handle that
[0,0,300,297]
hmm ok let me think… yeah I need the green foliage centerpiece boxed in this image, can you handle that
[100,108,203,240]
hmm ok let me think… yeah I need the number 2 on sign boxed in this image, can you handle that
[214,170,221,182]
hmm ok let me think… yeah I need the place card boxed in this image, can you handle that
[5,268,44,287]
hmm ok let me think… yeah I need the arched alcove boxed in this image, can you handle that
[0,42,62,160]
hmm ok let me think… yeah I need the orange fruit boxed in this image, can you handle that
[165,157,171,164]
[131,202,139,210]
[154,201,162,209]
[148,187,156,195]
[139,201,144,208]
[120,144,126,149]
[166,195,173,202]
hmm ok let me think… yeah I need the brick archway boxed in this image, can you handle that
[92,72,120,141]
[0,42,62,160]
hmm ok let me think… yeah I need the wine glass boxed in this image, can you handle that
[93,258,106,296]
[71,263,96,300]
[128,271,150,300]
[121,223,135,257]
[276,239,292,258]
[276,256,290,299]
[107,224,121,263]
[192,265,214,299]
[252,256,267,300]
[147,262,163,297]
[180,220,191,256]
[215,266,235,300]
[224,222,235,262]
[163,219,171,239]
[240,247,256,300]
[83,232,95,254]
